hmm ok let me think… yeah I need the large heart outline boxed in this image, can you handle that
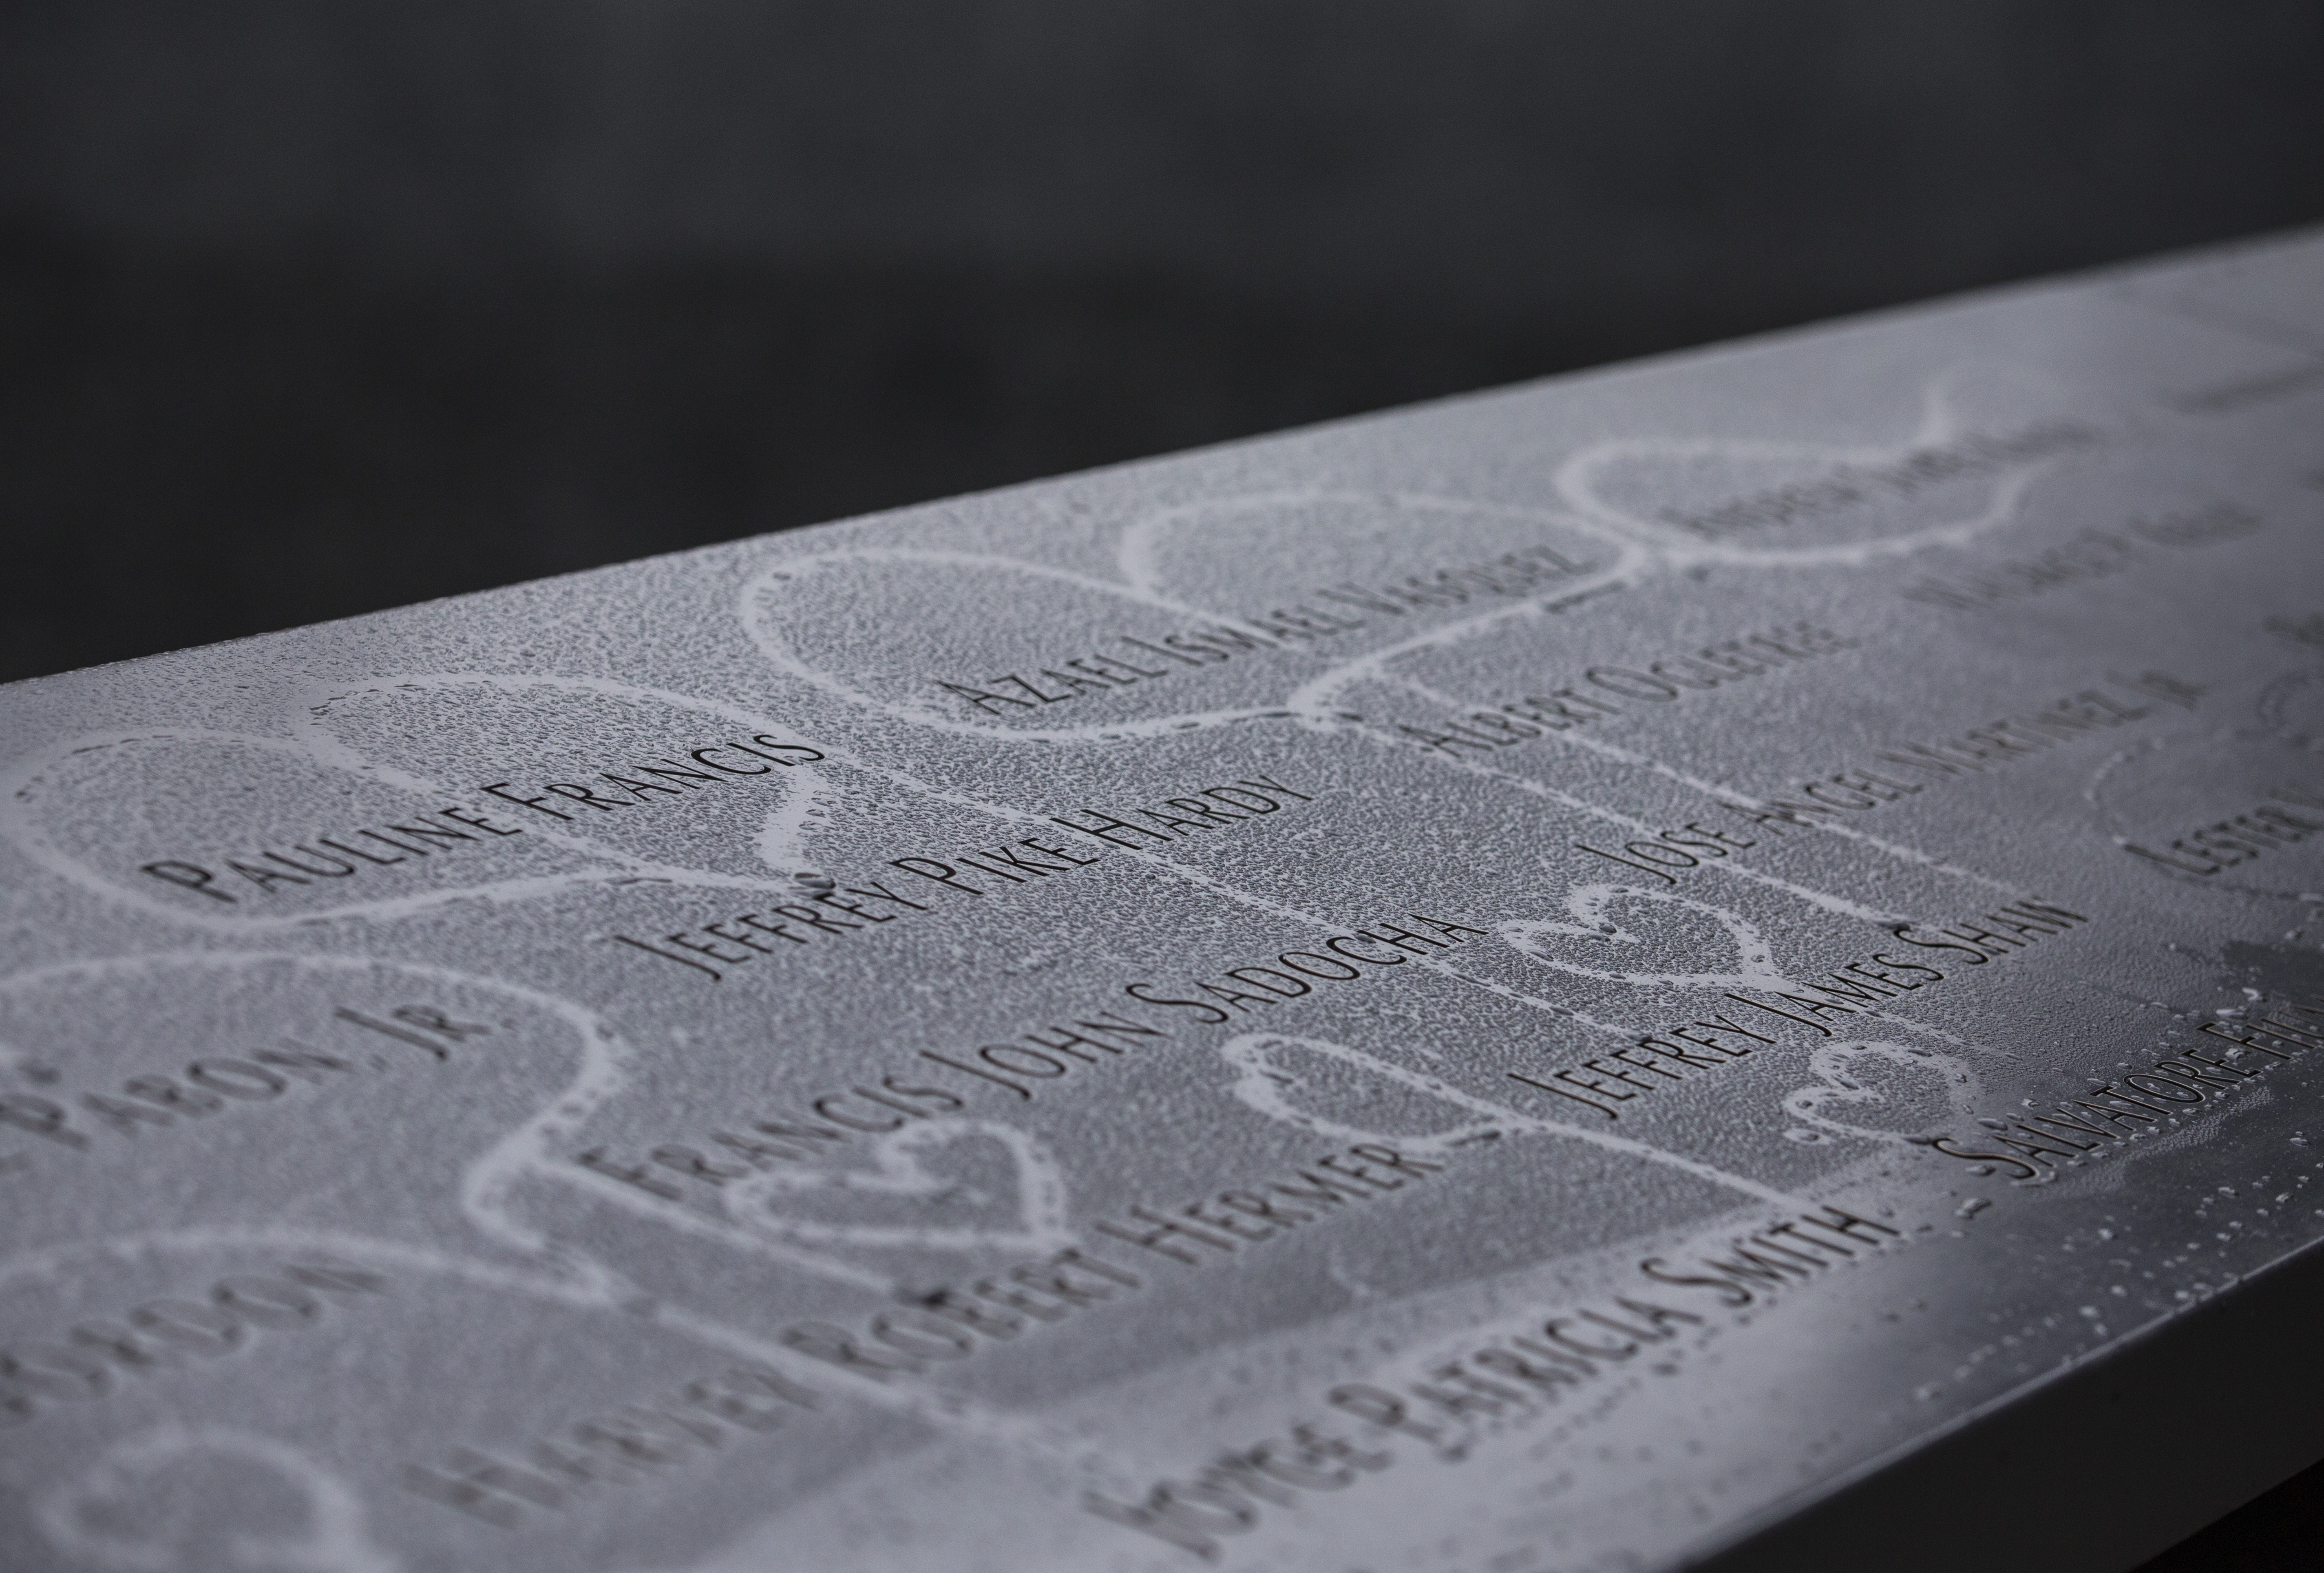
[1554,367,2094,567]
[4,669,847,933]
[741,497,1639,748]
[741,548,1293,745]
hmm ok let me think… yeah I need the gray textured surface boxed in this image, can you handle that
[2,230,2322,1571]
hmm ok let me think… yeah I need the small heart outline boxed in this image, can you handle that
[728,1119,1073,1255]
[1500,884,1785,990]
[1781,1041,1977,1145]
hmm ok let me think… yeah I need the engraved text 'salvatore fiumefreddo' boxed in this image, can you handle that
[2,230,2323,1573]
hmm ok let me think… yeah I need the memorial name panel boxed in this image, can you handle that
[2,232,2323,1573]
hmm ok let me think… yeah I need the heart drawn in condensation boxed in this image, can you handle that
[1781,1041,1978,1145]
[1499,884,1786,991]
[728,1119,1072,1255]
[37,1424,399,1573]
[1554,370,2092,565]
[1218,1032,1504,1156]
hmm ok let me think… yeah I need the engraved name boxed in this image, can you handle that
[1899,505,2258,612]
[1399,620,1853,757]
[1657,419,2101,541]
[0,1003,489,1171]
[0,1260,387,1428]
[1087,1203,1902,1560]
[2119,787,2324,877]
[479,736,825,821]
[1930,996,2324,1181]
[132,734,826,905]
[1722,674,2198,841]
[138,804,528,904]
[937,545,1597,716]
[403,1360,819,1528]
[607,771,1317,982]
[584,911,1484,1199]
[1509,902,2087,1119]
[776,1143,1444,1390]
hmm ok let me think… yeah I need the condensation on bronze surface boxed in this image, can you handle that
[0,230,2321,1573]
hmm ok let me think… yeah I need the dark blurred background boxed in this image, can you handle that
[2,2,2324,1561]
[5,1,2324,687]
